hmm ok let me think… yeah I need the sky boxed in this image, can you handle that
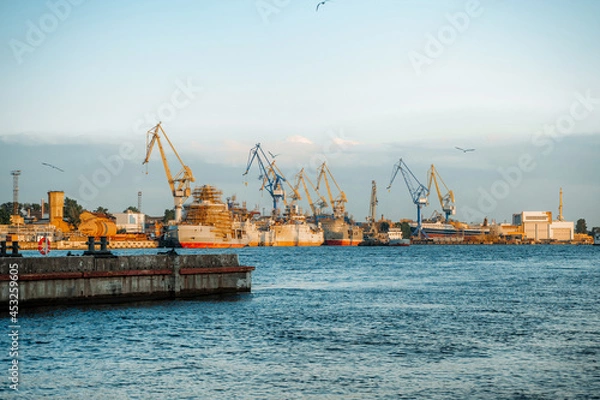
[0,0,599,227]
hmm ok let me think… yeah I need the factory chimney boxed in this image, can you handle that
[558,188,564,222]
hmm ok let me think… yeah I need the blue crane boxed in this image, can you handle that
[387,158,429,238]
[242,143,286,214]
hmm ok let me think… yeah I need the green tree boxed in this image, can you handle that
[22,203,41,212]
[94,206,110,215]
[0,202,21,218]
[400,221,412,239]
[575,218,587,234]
[163,209,175,223]
[64,197,84,229]
[0,203,12,224]
[378,221,390,233]
[124,206,140,213]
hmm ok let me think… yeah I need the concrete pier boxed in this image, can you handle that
[0,254,255,307]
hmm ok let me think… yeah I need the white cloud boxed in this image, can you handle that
[332,137,360,147]
[286,135,313,145]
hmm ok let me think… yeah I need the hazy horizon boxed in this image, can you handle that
[1,132,598,228]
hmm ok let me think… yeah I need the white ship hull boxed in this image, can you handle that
[165,224,248,248]
[246,221,324,247]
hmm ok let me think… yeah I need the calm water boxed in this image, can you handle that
[2,246,599,399]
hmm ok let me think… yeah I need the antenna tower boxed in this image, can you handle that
[11,170,21,215]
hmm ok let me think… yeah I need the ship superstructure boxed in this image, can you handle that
[165,185,249,248]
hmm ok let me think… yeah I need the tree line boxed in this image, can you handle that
[0,200,175,226]
[1,200,596,235]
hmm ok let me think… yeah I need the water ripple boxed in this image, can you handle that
[2,246,599,399]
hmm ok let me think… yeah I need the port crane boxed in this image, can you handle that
[293,168,328,218]
[143,122,195,223]
[243,143,287,214]
[427,164,455,222]
[387,158,429,238]
[316,162,348,219]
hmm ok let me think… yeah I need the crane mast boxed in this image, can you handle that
[271,161,303,216]
[427,164,455,222]
[242,143,286,215]
[316,162,348,219]
[143,123,195,223]
[387,158,429,238]
[294,168,328,217]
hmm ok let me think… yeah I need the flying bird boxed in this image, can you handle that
[42,162,65,172]
[316,0,330,11]
[455,147,475,153]
[268,151,280,159]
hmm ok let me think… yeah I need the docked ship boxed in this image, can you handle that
[594,231,600,246]
[409,220,489,239]
[387,227,410,246]
[320,217,363,246]
[163,185,249,248]
[245,206,324,247]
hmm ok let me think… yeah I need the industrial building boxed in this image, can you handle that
[115,211,146,233]
[511,211,574,242]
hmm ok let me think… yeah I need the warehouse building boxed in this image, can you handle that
[512,211,573,242]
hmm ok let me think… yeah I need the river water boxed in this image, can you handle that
[2,245,599,399]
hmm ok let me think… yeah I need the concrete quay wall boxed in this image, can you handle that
[0,254,254,307]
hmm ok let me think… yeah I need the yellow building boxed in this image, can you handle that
[48,191,72,233]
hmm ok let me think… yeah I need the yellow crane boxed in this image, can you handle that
[427,164,455,222]
[143,122,195,223]
[294,168,328,217]
[316,162,348,219]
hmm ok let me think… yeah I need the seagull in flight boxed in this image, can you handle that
[42,162,65,172]
[268,151,280,159]
[455,147,475,153]
[316,0,330,11]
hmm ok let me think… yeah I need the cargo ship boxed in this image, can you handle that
[163,185,249,248]
[320,217,363,246]
[246,207,324,247]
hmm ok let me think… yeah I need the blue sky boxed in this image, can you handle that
[1,0,599,227]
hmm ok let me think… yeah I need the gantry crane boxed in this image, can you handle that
[427,164,455,222]
[242,143,287,214]
[143,122,195,223]
[387,158,429,238]
[294,168,328,218]
[316,162,348,219]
